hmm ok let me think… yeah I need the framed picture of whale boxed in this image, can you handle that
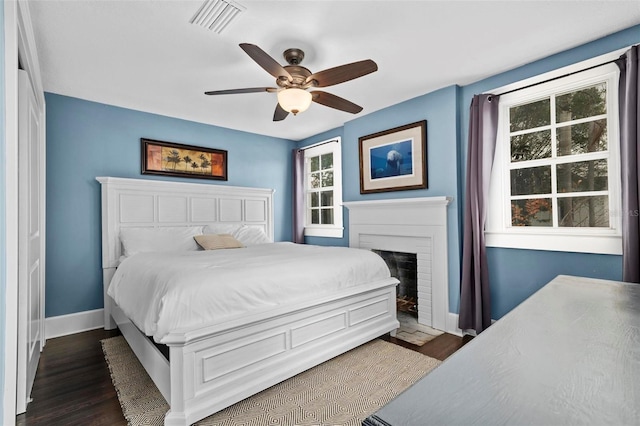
[358,120,427,194]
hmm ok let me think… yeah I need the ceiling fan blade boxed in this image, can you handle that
[305,59,378,88]
[273,103,289,121]
[240,43,293,82]
[204,87,277,95]
[311,91,363,114]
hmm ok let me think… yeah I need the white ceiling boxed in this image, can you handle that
[29,1,640,141]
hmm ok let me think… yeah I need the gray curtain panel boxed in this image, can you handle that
[292,149,305,244]
[459,94,500,334]
[617,45,640,283]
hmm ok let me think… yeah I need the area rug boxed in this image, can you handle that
[101,336,440,426]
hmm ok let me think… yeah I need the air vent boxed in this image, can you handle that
[190,0,245,34]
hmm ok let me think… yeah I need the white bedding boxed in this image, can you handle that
[108,242,391,343]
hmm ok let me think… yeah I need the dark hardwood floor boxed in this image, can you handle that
[16,328,472,425]
[380,331,473,361]
[16,328,126,426]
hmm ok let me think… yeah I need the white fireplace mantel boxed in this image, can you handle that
[343,197,452,226]
[344,196,452,331]
[343,196,451,208]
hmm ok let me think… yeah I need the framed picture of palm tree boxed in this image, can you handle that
[141,138,227,181]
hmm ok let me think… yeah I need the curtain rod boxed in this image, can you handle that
[297,138,339,152]
[495,57,620,97]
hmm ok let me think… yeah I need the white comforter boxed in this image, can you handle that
[108,242,391,343]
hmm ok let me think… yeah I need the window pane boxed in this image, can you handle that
[511,130,551,162]
[558,196,609,227]
[510,166,551,196]
[321,190,333,207]
[556,83,606,123]
[321,171,333,187]
[511,199,552,226]
[310,156,320,172]
[311,209,319,224]
[310,192,319,208]
[510,98,550,132]
[557,160,608,193]
[321,153,333,170]
[556,119,607,156]
[321,208,334,225]
[310,172,320,189]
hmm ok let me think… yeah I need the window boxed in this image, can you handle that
[304,138,343,238]
[486,63,621,255]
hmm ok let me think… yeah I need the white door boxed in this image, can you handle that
[16,69,46,414]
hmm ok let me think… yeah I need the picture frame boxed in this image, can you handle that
[141,138,227,181]
[359,120,427,194]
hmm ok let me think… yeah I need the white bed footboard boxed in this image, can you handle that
[110,278,399,425]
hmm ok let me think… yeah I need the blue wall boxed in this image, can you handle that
[488,249,622,318]
[458,25,639,318]
[45,93,295,317]
[300,86,462,313]
[0,2,6,419]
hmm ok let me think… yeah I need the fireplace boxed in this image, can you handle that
[344,197,451,331]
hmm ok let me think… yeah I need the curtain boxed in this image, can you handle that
[292,149,305,244]
[617,45,640,283]
[459,94,500,334]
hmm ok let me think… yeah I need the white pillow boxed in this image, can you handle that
[232,225,271,246]
[204,224,242,235]
[120,226,204,257]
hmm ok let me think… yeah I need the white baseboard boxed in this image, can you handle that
[445,312,498,337]
[446,312,463,337]
[45,309,105,340]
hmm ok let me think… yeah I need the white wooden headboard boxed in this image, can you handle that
[96,176,275,268]
[96,176,275,328]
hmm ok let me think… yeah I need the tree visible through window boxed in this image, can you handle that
[508,82,611,228]
[308,152,335,225]
[486,62,621,255]
[303,138,343,238]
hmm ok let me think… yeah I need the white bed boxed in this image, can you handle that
[97,177,400,426]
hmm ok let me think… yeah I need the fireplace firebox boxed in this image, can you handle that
[373,250,418,316]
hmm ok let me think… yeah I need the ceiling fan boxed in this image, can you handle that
[204,43,378,121]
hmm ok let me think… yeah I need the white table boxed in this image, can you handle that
[364,275,640,425]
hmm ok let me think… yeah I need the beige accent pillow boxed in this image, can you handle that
[194,234,244,250]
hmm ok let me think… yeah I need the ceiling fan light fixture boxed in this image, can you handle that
[277,88,312,115]
[204,44,377,121]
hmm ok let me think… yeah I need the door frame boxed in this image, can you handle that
[3,0,45,423]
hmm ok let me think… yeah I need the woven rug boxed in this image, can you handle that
[102,336,440,426]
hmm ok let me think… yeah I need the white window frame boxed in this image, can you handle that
[486,61,622,255]
[303,137,344,238]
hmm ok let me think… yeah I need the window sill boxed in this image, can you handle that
[485,231,622,255]
[304,226,344,239]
